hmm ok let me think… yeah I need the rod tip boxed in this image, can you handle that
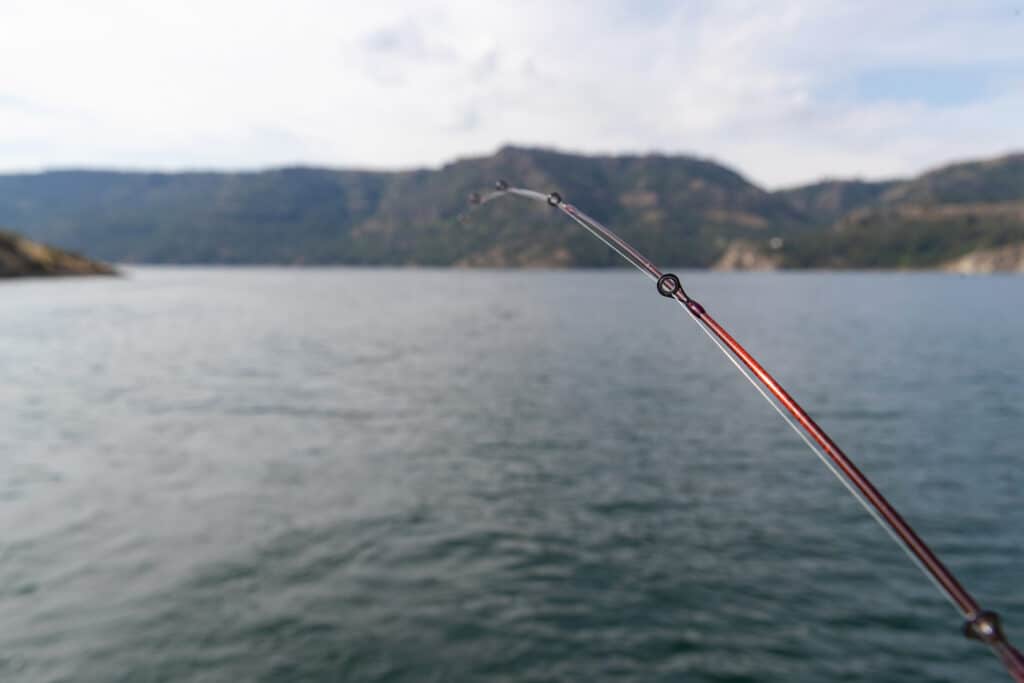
[495,180,509,191]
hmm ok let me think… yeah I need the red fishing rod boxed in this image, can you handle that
[469,181,1024,682]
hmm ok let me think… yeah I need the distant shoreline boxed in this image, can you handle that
[2,147,1021,272]
[109,262,1022,274]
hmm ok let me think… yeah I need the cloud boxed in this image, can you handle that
[0,0,1021,186]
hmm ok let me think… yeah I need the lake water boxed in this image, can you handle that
[1,268,1022,682]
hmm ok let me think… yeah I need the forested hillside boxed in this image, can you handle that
[1,147,1021,270]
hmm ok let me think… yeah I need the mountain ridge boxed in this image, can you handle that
[0,147,1021,271]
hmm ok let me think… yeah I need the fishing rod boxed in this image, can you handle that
[468,181,1024,682]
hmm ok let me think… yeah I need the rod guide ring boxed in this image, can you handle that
[965,611,1005,644]
[657,273,682,298]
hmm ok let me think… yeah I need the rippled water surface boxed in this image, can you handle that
[1,268,1022,682]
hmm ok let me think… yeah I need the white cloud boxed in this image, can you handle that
[0,0,1021,186]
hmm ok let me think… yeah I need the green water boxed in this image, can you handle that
[1,268,1022,682]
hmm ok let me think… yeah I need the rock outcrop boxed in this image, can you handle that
[712,240,782,271]
[942,243,1024,274]
[0,229,115,278]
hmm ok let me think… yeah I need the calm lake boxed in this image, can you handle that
[1,268,1022,682]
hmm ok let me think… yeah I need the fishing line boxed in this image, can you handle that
[466,181,1024,682]
[680,300,959,613]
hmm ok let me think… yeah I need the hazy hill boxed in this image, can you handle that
[0,169,393,264]
[775,153,1024,269]
[775,179,897,225]
[879,153,1024,205]
[0,147,1021,270]
[0,147,807,268]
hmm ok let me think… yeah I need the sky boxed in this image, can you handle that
[0,0,1022,187]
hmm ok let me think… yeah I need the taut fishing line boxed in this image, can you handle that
[467,181,1024,682]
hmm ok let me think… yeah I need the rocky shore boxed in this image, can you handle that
[0,229,115,278]
[943,243,1024,274]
